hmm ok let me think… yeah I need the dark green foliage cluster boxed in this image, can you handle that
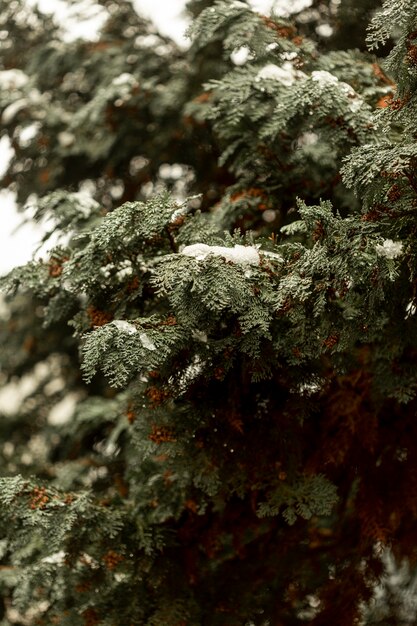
[2,0,417,624]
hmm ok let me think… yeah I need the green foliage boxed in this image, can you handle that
[81,318,187,387]
[257,474,338,525]
[366,0,415,50]
[1,0,417,624]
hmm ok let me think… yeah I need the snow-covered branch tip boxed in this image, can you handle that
[180,243,284,265]
[181,243,260,265]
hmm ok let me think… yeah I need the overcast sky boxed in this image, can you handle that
[0,0,308,273]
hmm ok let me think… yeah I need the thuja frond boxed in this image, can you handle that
[257,474,338,525]
[366,0,416,49]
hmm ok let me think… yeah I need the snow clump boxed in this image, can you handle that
[311,70,339,86]
[375,239,403,259]
[111,321,156,350]
[181,243,260,265]
[112,320,137,334]
[0,69,28,90]
[112,73,138,87]
[42,551,66,564]
[139,333,156,351]
[256,62,306,87]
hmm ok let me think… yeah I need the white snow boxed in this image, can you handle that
[297,132,318,147]
[18,123,40,147]
[115,260,133,281]
[58,131,75,147]
[0,69,28,90]
[139,332,157,351]
[338,81,363,112]
[181,243,260,265]
[0,136,13,179]
[339,82,353,96]
[134,34,161,49]
[112,73,138,87]
[375,239,403,259]
[316,23,333,38]
[112,320,137,334]
[231,46,251,66]
[347,97,363,113]
[111,73,138,106]
[42,551,66,564]
[256,62,305,86]
[311,70,339,86]
[281,52,298,60]
[311,72,363,111]
[181,243,283,265]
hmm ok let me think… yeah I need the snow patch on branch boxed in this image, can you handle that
[139,333,156,351]
[181,243,260,265]
[111,321,156,350]
[338,81,364,112]
[42,551,66,565]
[112,320,137,334]
[256,62,306,86]
[375,239,403,259]
[311,71,363,111]
[311,70,339,86]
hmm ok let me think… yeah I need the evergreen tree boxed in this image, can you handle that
[1,0,417,623]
